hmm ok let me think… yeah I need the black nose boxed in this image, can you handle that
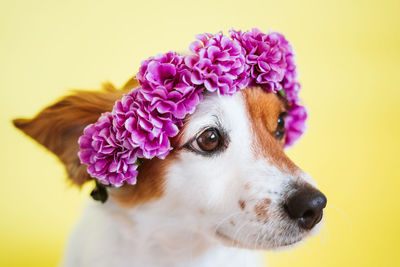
[284,187,327,230]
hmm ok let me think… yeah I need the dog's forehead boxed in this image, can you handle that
[178,92,248,144]
[181,88,284,140]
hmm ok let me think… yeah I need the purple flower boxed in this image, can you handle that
[112,89,179,160]
[285,104,307,147]
[137,52,203,119]
[78,113,138,187]
[186,32,249,96]
[230,29,291,92]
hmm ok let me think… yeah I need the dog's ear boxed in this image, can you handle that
[13,79,138,185]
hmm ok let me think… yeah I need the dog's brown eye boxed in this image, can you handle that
[183,126,228,156]
[196,128,221,152]
[275,112,287,141]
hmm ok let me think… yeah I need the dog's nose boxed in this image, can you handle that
[284,187,327,230]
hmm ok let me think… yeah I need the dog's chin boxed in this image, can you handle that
[214,229,305,250]
[271,219,325,251]
[214,219,325,250]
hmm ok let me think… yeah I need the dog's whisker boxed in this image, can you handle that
[320,220,328,247]
[230,220,252,248]
[326,203,353,233]
[212,211,244,233]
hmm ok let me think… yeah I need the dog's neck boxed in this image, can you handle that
[100,196,219,264]
[77,194,260,267]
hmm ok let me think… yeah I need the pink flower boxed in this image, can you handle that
[113,89,179,160]
[78,113,138,186]
[230,29,289,92]
[137,52,203,119]
[285,104,307,147]
[186,32,249,96]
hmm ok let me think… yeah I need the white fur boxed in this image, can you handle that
[61,92,322,267]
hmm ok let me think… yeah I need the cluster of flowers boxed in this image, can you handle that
[78,28,307,187]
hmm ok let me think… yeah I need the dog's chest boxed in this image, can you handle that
[62,201,263,267]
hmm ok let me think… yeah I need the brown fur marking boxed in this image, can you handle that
[244,183,251,190]
[108,153,178,207]
[242,87,299,174]
[239,200,246,210]
[254,198,271,221]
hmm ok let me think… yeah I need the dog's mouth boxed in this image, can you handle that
[214,226,305,250]
[215,230,265,249]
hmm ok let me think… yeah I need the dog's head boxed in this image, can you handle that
[14,79,326,250]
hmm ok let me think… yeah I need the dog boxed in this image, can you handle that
[13,76,327,267]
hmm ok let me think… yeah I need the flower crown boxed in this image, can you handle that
[78,28,307,187]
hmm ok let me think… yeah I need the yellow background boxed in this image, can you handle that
[1,0,399,266]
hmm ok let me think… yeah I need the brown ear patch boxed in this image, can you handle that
[108,152,179,207]
[242,87,299,174]
[108,116,188,207]
[12,76,170,206]
[108,120,192,207]
[13,81,134,185]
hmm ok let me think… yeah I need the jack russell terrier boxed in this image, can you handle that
[13,29,327,267]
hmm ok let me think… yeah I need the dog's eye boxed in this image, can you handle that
[183,126,228,156]
[196,128,221,152]
[275,112,287,140]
